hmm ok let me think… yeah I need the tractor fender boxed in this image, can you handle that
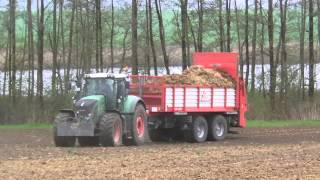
[123,95,146,114]
[59,109,75,117]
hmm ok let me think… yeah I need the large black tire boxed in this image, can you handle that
[78,137,99,147]
[208,115,228,141]
[53,113,76,147]
[99,113,123,147]
[124,104,147,146]
[184,116,208,143]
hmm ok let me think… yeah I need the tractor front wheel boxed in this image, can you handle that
[124,104,147,146]
[99,113,123,147]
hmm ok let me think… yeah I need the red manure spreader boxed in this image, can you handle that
[130,52,247,143]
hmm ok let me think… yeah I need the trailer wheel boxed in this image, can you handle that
[208,115,228,141]
[78,137,99,147]
[99,113,123,147]
[184,116,208,143]
[53,113,76,147]
[124,104,147,146]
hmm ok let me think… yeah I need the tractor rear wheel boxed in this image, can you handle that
[208,115,228,141]
[184,116,208,143]
[53,113,76,147]
[78,137,99,147]
[124,104,147,146]
[99,113,123,147]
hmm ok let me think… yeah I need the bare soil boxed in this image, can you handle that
[0,127,319,179]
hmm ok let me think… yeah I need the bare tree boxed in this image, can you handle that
[235,0,243,76]
[268,0,276,111]
[226,0,231,52]
[132,0,138,75]
[197,0,204,52]
[9,0,17,103]
[180,0,188,70]
[251,0,258,93]
[155,0,170,74]
[279,0,288,110]
[145,0,151,75]
[27,0,35,98]
[218,0,224,52]
[259,0,266,98]
[110,0,115,72]
[37,0,45,107]
[66,0,76,89]
[299,0,306,99]
[245,0,249,88]
[149,0,158,75]
[308,0,315,98]
[52,0,58,95]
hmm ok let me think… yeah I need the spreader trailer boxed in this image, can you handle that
[130,52,247,142]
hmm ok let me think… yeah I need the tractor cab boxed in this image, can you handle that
[80,73,129,111]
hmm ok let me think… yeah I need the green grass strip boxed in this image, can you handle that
[247,120,320,128]
[0,123,52,129]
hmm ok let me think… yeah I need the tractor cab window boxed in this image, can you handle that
[84,78,114,97]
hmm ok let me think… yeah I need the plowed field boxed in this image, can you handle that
[0,127,319,179]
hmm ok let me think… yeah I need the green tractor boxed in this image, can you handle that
[53,73,147,147]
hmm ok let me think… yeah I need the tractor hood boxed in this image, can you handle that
[74,95,106,122]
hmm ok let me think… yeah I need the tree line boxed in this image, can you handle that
[1,0,319,121]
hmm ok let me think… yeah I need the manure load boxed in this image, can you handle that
[164,65,236,88]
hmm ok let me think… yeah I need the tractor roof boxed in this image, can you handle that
[84,73,128,79]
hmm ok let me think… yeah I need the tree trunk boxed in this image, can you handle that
[149,0,158,75]
[9,0,17,104]
[251,0,258,93]
[37,0,45,108]
[280,0,289,115]
[155,0,170,74]
[259,0,266,98]
[3,41,9,96]
[309,0,315,99]
[197,0,203,52]
[52,0,58,95]
[95,0,101,72]
[27,0,35,98]
[132,0,138,75]
[218,0,224,52]
[145,0,151,75]
[280,0,288,105]
[235,1,243,77]
[66,0,75,89]
[268,0,276,111]
[299,0,306,100]
[245,0,249,89]
[111,0,115,72]
[226,0,231,52]
[180,0,188,70]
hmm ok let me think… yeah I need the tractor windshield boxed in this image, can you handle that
[84,78,114,97]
